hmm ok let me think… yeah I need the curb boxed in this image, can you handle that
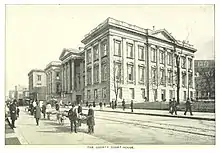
[83,108,215,121]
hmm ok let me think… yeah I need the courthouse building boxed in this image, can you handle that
[59,48,85,104]
[81,17,197,104]
[45,61,62,102]
[28,69,46,101]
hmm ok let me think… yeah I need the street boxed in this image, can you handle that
[12,107,215,145]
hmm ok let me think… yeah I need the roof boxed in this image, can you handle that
[45,61,61,71]
[59,48,83,61]
[28,69,45,76]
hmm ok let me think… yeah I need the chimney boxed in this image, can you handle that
[153,26,155,31]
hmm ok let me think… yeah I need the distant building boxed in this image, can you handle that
[59,48,85,104]
[45,61,62,103]
[194,60,215,99]
[28,69,46,101]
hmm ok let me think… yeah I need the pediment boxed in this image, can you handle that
[59,49,72,60]
[152,29,176,42]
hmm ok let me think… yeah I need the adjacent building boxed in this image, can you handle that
[45,61,62,102]
[59,48,85,104]
[28,69,46,101]
[194,60,215,99]
[81,17,196,104]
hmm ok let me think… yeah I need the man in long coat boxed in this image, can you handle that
[184,98,193,116]
[130,100,134,112]
[122,99,125,111]
[9,100,17,128]
[87,104,95,134]
[68,104,78,133]
[34,102,41,126]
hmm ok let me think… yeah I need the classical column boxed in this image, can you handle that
[72,59,75,91]
[186,56,189,91]
[192,57,195,90]
[98,40,102,83]
[85,49,87,87]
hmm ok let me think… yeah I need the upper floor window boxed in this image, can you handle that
[102,64,108,81]
[138,46,144,60]
[160,69,165,85]
[94,89,98,99]
[139,66,144,83]
[182,73,186,87]
[127,43,134,58]
[93,45,99,61]
[160,50,165,64]
[114,62,121,82]
[182,56,186,69]
[188,72,193,88]
[114,40,121,56]
[188,58,192,70]
[94,66,99,83]
[101,40,108,57]
[87,68,92,85]
[87,49,92,63]
[151,68,157,84]
[37,75,41,81]
[167,52,172,66]
[56,72,60,79]
[151,47,157,62]
[87,90,91,100]
[127,64,134,82]
[167,71,173,85]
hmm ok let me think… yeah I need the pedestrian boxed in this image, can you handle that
[93,101,96,107]
[104,103,106,107]
[5,103,12,128]
[87,104,95,134]
[114,101,117,109]
[130,100,134,112]
[111,100,114,109]
[34,102,41,126]
[17,106,20,118]
[184,98,193,116]
[86,101,89,107]
[109,102,111,108]
[46,102,52,120]
[77,104,83,126]
[68,104,78,133]
[99,102,103,109]
[42,103,46,119]
[9,100,17,129]
[171,98,178,115]
[168,99,173,114]
[122,99,125,111]
[55,102,60,111]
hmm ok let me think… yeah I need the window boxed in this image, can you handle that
[94,66,99,83]
[183,91,187,101]
[188,58,192,70]
[127,64,134,82]
[168,71,172,85]
[82,76,85,88]
[118,87,122,99]
[114,63,121,82]
[174,71,177,85]
[87,90,91,100]
[102,64,107,81]
[153,89,157,101]
[93,45,99,61]
[182,73,186,87]
[56,83,60,93]
[151,68,157,84]
[87,68,92,85]
[127,43,134,58]
[139,66,144,83]
[160,69,165,85]
[102,88,107,99]
[190,91,193,98]
[160,50,165,64]
[182,57,186,68]
[101,40,107,57]
[169,90,174,99]
[114,40,121,56]
[174,54,177,67]
[37,75,41,81]
[94,89,98,99]
[129,88,134,99]
[167,52,172,65]
[151,47,157,62]
[188,73,193,88]
[161,89,166,101]
[87,49,92,63]
[141,88,145,99]
[138,46,144,60]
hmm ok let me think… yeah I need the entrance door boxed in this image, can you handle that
[76,95,82,104]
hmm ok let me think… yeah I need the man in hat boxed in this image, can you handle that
[9,100,17,128]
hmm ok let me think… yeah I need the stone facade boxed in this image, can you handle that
[81,18,196,104]
[45,61,62,102]
[28,69,46,101]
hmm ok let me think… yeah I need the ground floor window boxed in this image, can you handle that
[153,89,157,102]
[161,89,166,101]
[129,88,134,99]
[183,91,187,101]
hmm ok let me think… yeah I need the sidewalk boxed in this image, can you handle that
[5,121,21,145]
[82,107,215,121]
[13,107,113,145]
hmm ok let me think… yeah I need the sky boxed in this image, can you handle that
[5,4,214,94]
